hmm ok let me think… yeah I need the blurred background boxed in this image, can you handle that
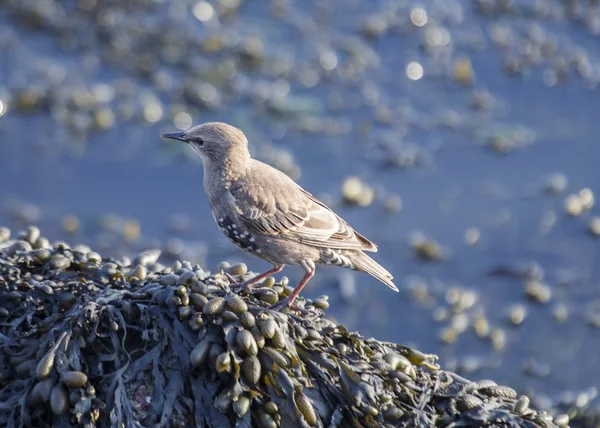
[1,0,600,420]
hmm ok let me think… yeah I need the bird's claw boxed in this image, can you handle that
[225,273,255,292]
[228,275,278,294]
[224,272,241,287]
[269,298,309,315]
[249,287,278,297]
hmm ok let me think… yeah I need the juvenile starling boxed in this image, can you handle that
[163,122,397,310]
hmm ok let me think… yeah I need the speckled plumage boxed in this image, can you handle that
[163,122,398,309]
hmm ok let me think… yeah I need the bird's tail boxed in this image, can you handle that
[341,250,398,292]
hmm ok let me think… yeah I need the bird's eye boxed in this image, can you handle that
[197,138,205,146]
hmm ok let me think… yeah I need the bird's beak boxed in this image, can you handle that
[162,131,188,143]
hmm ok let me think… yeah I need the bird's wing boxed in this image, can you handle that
[230,162,377,252]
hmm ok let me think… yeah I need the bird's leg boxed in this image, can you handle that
[233,265,284,292]
[271,265,315,311]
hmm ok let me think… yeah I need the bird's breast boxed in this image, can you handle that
[214,215,261,255]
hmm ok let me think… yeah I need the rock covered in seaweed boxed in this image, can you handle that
[0,227,567,427]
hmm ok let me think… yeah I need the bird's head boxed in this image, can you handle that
[162,122,250,169]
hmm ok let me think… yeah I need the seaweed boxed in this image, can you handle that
[0,232,564,427]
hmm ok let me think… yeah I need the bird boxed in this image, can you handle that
[162,122,398,310]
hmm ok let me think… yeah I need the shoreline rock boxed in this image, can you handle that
[0,227,566,427]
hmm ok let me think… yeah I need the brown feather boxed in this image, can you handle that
[230,160,377,252]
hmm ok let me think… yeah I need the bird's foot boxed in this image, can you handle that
[228,279,275,300]
[231,280,260,293]
[225,273,254,292]
[249,287,279,303]
[224,272,240,286]
[269,297,309,315]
